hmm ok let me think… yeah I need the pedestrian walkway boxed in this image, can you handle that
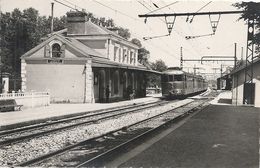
[116,104,259,168]
[210,90,232,105]
[0,95,161,129]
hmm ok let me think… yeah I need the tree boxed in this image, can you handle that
[138,47,150,62]
[147,59,168,88]
[0,7,134,90]
[130,38,152,69]
[0,8,66,90]
[138,47,151,69]
[233,2,260,54]
[117,27,131,40]
[131,38,142,48]
[151,59,168,72]
[130,38,152,68]
[85,12,130,39]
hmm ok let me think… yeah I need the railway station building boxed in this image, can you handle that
[20,11,152,103]
[230,57,260,107]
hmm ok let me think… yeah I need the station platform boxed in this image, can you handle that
[0,95,162,129]
[0,90,229,130]
[112,103,260,168]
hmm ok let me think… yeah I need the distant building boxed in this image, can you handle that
[230,57,260,107]
[21,11,154,103]
[217,67,233,90]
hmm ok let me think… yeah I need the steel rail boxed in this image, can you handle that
[0,100,161,135]
[17,99,209,167]
[79,100,210,167]
[0,101,169,146]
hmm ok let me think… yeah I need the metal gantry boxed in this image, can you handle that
[139,11,244,38]
[139,9,258,104]
[243,16,256,104]
[179,43,237,68]
[244,18,255,83]
[138,11,244,18]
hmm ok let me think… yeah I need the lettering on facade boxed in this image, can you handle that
[47,59,63,64]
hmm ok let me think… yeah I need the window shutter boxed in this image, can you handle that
[61,44,66,58]
[45,45,50,57]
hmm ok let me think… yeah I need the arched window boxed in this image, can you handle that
[52,43,61,58]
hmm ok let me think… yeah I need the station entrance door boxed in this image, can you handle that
[243,83,255,105]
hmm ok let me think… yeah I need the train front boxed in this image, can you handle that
[161,68,185,98]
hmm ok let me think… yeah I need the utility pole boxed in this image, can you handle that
[51,2,54,34]
[193,65,200,75]
[220,64,223,78]
[0,0,2,93]
[180,47,183,69]
[234,43,237,68]
[241,47,243,61]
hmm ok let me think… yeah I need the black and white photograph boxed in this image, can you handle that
[0,0,259,167]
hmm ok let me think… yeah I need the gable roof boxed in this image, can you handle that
[67,21,123,40]
[21,33,104,59]
[64,37,104,58]
[66,21,139,49]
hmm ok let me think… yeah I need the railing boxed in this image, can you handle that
[0,92,49,99]
[0,92,50,109]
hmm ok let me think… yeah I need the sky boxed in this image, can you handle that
[0,0,249,79]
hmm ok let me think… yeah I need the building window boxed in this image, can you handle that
[130,51,133,64]
[114,47,118,61]
[134,53,136,65]
[119,49,121,62]
[52,43,62,58]
[123,49,126,63]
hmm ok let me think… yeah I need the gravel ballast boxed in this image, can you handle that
[0,99,192,166]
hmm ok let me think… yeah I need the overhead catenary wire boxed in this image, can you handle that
[61,0,85,11]
[137,1,198,66]
[91,0,182,62]
[137,0,205,58]
[137,1,190,64]
[156,1,204,58]
[151,0,159,8]
[146,1,179,14]
[90,0,179,59]
[54,0,79,11]
[188,1,212,23]
[138,0,178,37]
[159,1,203,56]
[55,0,181,64]
[93,0,138,21]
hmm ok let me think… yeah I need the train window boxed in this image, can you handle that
[174,75,183,81]
[162,75,168,82]
[169,75,173,81]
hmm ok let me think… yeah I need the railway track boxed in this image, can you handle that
[3,99,194,166]
[0,90,218,166]
[0,100,169,146]
[17,98,212,167]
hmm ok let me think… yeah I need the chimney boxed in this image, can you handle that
[51,2,54,34]
[67,11,88,35]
